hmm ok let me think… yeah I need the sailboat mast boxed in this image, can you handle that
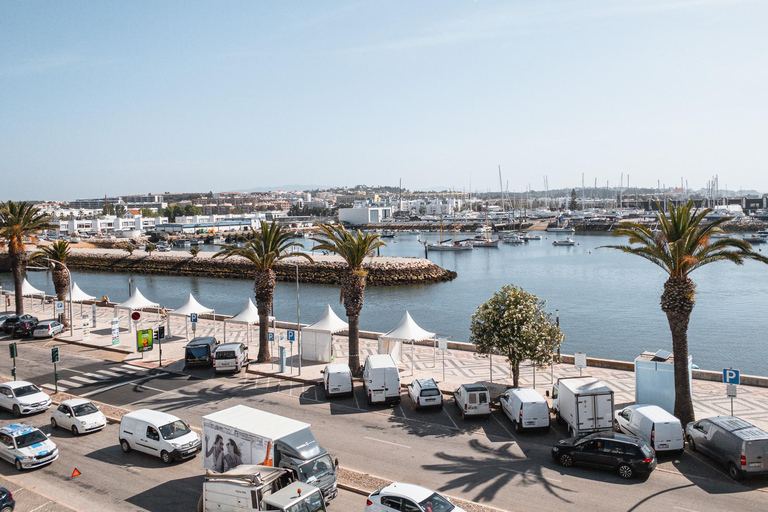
[498,165,505,213]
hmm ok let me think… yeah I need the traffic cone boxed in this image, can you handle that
[71,468,81,478]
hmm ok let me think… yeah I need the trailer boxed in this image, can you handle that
[551,376,614,437]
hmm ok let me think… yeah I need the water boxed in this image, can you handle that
[2,232,766,375]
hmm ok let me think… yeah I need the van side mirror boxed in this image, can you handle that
[359,365,364,373]
[320,370,325,374]
[334,458,339,468]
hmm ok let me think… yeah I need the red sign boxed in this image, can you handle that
[131,311,141,321]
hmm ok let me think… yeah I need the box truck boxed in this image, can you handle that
[198,464,327,512]
[550,376,614,437]
[202,405,338,501]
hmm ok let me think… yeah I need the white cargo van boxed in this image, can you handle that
[615,405,684,452]
[454,383,491,419]
[500,388,550,432]
[321,364,353,397]
[119,409,201,464]
[362,354,401,405]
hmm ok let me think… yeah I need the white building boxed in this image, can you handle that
[338,207,392,225]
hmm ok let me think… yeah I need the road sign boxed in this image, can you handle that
[287,330,295,342]
[137,329,153,352]
[131,311,141,321]
[55,301,64,314]
[268,332,274,341]
[82,314,91,341]
[574,352,587,369]
[723,368,740,385]
[190,313,198,323]
[727,384,737,398]
[438,338,448,352]
[111,317,120,346]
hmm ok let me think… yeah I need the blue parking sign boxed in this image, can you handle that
[287,330,295,341]
[723,368,740,385]
[268,332,274,341]
[190,313,198,323]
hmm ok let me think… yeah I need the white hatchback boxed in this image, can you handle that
[366,482,466,512]
[51,399,107,435]
[0,381,51,417]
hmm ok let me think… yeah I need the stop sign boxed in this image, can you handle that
[131,311,141,321]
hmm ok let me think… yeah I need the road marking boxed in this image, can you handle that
[41,383,67,392]
[83,372,111,380]
[81,375,156,398]
[70,376,98,384]
[442,405,459,429]
[56,379,79,387]
[363,437,411,449]
[500,466,562,483]
[673,507,699,512]
[491,412,516,438]
[96,369,123,377]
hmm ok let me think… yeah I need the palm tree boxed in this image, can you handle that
[214,221,312,362]
[189,247,201,258]
[311,225,386,376]
[145,243,156,255]
[601,201,768,425]
[124,244,136,255]
[0,201,52,315]
[31,241,72,326]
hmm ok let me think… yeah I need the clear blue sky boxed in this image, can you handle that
[2,0,766,201]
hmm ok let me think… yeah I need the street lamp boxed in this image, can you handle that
[43,258,74,337]
[285,260,302,376]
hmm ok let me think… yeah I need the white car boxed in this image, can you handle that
[407,378,443,409]
[0,381,51,417]
[51,398,107,435]
[213,342,249,373]
[0,424,58,471]
[33,320,65,338]
[366,482,466,512]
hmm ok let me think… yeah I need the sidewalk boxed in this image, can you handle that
[13,297,768,432]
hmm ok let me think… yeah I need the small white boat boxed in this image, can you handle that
[503,234,525,245]
[471,238,500,248]
[173,239,191,247]
[520,233,542,241]
[212,236,225,245]
[709,233,731,239]
[552,237,576,246]
[743,234,767,244]
[425,241,473,251]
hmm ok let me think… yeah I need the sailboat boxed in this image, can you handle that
[471,203,499,247]
[425,213,473,252]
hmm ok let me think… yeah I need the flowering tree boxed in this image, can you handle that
[470,285,563,387]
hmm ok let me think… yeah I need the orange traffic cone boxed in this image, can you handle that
[71,468,81,478]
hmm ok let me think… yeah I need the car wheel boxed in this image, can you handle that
[71,425,79,436]
[618,464,634,479]
[15,459,23,471]
[120,439,131,452]
[555,413,564,425]
[687,436,696,451]
[161,450,172,464]
[51,417,58,429]
[728,463,743,481]
[2,505,14,512]
[559,454,573,467]
[12,405,20,418]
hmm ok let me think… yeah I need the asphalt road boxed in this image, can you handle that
[1,336,767,512]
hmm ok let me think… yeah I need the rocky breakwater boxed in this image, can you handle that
[65,250,457,286]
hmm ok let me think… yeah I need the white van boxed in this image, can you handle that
[454,383,491,419]
[500,388,550,432]
[362,354,401,405]
[321,363,353,397]
[615,405,684,452]
[119,409,201,464]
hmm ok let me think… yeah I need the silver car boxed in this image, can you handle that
[33,320,64,338]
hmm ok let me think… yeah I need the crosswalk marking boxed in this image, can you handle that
[70,375,98,384]
[42,383,67,392]
[95,370,123,377]
[83,372,111,380]
[57,379,79,387]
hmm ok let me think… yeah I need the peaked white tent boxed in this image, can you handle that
[116,288,160,332]
[21,278,46,297]
[223,298,274,346]
[303,305,348,363]
[170,293,216,340]
[378,311,435,369]
[66,282,97,317]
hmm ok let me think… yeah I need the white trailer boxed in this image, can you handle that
[551,376,614,437]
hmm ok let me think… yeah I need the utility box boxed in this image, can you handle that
[634,350,692,415]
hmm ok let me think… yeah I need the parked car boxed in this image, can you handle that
[500,387,551,432]
[362,354,401,405]
[0,381,51,417]
[2,314,35,334]
[12,318,39,338]
[614,405,684,453]
[183,336,219,368]
[365,482,467,512]
[552,432,657,479]
[407,378,443,409]
[32,320,64,338]
[321,363,353,397]
[0,424,58,471]
[0,314,14,329]
[213,342,249,373]
[454,383,491,419]
[685,416,768,480]
[0,485,15,511]
[51,398,107,435]
[119,409,201,464]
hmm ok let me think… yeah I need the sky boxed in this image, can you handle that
[1,0,767,201]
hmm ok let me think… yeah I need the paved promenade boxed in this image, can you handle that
[9,297,768,432]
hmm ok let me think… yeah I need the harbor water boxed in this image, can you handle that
[2,232,766,375]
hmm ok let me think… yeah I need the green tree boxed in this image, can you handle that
[311,225,386,376]
[124,244,136,255]
[102,203,115,215]
[115,204,127,217]
[601,201,768,425]
[0,201,53,314]
[214,221,312,362]
[140,207,158,217]
[569,189,578,210]
[172,205,184,220]
[189,247,201,258]
[145,243,156,255]
[31,241,72,326]
[184,204,202,216]
[470,284,563,388]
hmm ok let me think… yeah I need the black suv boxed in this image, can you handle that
[12,318,39,338]
[551,432,656,479]
[2,315,36,335]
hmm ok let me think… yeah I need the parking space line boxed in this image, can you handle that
[491,412,516,439]
[363,436,411,449]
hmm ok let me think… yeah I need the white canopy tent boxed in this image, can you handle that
[378,311,435,372]
[303,305,348,363]
[169,293,215,340]
[66,282,97,317]
[222,298,275,348]
[21,278,46,297]
[115,288,160,332]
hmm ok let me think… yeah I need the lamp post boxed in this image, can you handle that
[285,261,302,376]
[43,258,74,337]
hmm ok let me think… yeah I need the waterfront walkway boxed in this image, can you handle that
[10,298,768,432]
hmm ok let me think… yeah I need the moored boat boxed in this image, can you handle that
[552,237,576,246]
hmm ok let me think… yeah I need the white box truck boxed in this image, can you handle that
[550,376,614,437]
[202,405,338,502]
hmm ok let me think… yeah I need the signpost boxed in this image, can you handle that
[111,317,120,346]
[92,304,97,328]
[137,329,153,353]
[268,332,275,369]
[51,347,59,393]
[190,313,198,334]
[82,314,91,341]
[287,330,295,373]
[574,352,587,376]
[438,338,448,382]
[55,301,64,316]
[724,368,740,416]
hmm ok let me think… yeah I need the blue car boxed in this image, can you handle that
[0,485,15,511]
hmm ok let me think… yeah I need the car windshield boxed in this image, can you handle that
[216,351,236,360]
[298,455,335,483]
[15,430,48,448]
[159,420,191,440]
[186,346,209,358]
[419,492,455,512]
[14,385,41,397]
[73,402,99,417]
[285,490,325,512]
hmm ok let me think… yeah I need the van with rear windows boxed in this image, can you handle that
[500,388,550,432]
[362,355,401,405]
[614,405,684,453]
[454,383,491,419]
[321,364,353,397]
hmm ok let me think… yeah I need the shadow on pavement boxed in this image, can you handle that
[126,474,203,512]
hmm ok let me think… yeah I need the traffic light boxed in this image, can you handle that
[51,346,59,363]
[158,325,165,339]
[55,371,60,381]
[9,342,17,359]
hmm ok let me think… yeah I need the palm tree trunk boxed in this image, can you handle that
[257,313,270,363]
[11,253,24,315]
[348,315,361,376]
[254,269,276,363]
[661,276,696,425]
[53,268,69,327]
[342,270,366,377]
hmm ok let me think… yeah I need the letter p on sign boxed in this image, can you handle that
[723,369,740,385]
